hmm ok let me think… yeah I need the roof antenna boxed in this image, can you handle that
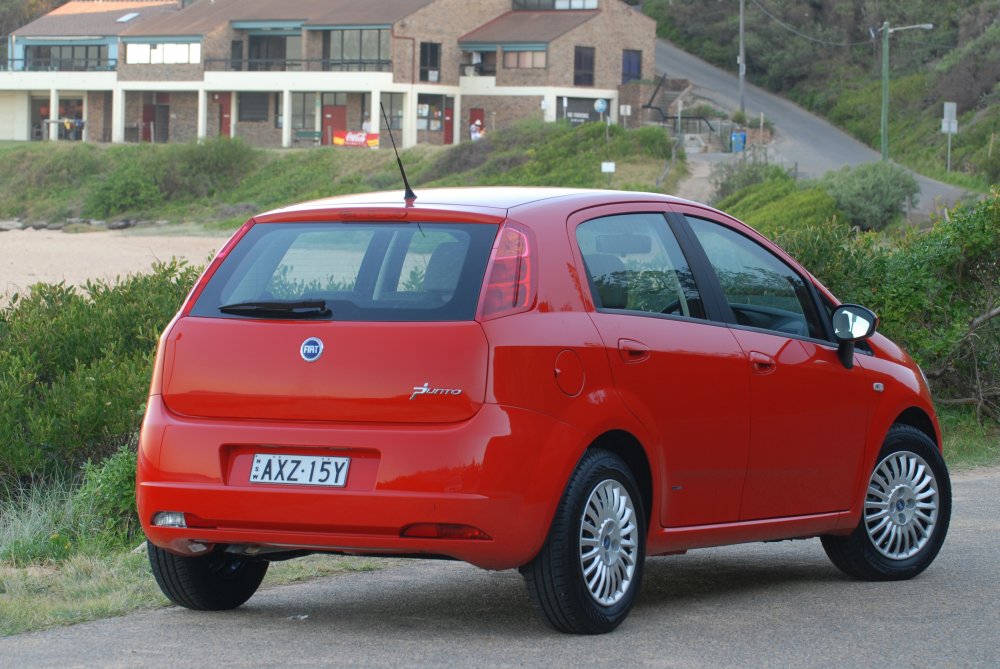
[380,102,416,204]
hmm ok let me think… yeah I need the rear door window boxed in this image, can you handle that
[577,213,705,319]
[191,222,498,322]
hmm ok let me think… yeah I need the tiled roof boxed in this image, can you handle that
[14,1,179,38]
[459,10,598,45]
[120,0,435,37]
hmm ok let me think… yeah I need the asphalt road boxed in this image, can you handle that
[3,466,997,668]
[654,39,969,216]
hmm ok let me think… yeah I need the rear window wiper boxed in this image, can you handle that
[218,299,332,319]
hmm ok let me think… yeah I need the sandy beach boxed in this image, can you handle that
[0,228,227,302]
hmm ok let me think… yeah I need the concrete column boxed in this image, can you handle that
[196,88,207,142]
[453,94,462,144]
[82,93,89,142]
[281,90,292,148]
[403,89,417,148]
[111,88,125,143]
[229,92,237,137]
[370,89,381,146]
[48,89,59,141]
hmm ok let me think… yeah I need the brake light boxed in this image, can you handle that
[478,222,536,320]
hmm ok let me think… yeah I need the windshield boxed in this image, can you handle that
[191,222,499,322]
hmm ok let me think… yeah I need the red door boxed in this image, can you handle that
[443,97,454,145]
[322,105,347,145]
[142,104,156,142]
[675,205,872,520]
[570,205,752,528]
[218,94,232,137]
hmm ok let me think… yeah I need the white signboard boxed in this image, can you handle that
[601,162,616,173]
[620,105,632,117]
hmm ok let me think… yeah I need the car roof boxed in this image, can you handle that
[257,187,695,220]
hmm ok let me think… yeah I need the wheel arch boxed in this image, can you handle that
[588,429,653,526]
[893,406,940,450]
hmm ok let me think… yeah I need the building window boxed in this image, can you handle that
[503,50,546,69]
[324,29,391,71]
[381,92,404,130]
[420,42,441,82]
[279,93,315,130]
[417,93,444,131]
[513,0,597,9]
[622,49,641,84]
[574,46,595,86]
[248,34,300,71]
[125,42,201,65]
[24,44,111,71]
[238,93,269,122]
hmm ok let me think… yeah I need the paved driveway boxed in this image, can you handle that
[3,467,997,668]
[655,39,970,216]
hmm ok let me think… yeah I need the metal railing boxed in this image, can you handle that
[1,58,117,72]
[204,58,392,73]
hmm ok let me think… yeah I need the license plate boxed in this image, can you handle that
[249,454,350,487]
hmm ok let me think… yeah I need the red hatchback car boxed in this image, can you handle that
[137,187,950,634]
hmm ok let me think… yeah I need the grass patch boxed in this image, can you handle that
[940,407,1000,470]
[0,550,383,636]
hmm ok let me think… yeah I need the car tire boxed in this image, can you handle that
[520,449,646,634]
[148,543,269,610]
[821,424,951,581]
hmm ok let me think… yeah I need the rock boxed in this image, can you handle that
[89,220,107,229]
[107,219,134,230]
[30,222,48,230]
[0,220,23,232]
[46,222,64,230]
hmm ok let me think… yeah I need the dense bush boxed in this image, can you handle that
[734,180,1000,420]
[85,138,259,218]
[0,260,200,480]
[710,154,792,204]
[819,162,920,231]
[75,443,140,545]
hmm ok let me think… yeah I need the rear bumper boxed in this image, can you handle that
[137,396,584,570]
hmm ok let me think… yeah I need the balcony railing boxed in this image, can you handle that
[1,58,117,72]
[204,58,392,73]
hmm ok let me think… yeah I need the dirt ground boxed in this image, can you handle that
[0,228,227,303]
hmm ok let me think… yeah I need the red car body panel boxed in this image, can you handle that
[137,187,941,571]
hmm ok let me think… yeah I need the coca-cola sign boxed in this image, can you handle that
[333,131,380,149]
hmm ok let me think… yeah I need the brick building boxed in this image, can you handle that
[0,0,654,148]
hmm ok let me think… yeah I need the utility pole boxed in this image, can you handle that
[738,0,746,115]
[879,21,933,161]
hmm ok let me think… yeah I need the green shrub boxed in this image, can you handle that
[85,153,162,218]
[711,155,792,204]
[819,162,920,231]
[75,443,140,546]
[0,260,200,480]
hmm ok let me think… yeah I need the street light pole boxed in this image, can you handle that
[878,21,933,162]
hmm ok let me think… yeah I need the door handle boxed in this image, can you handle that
[618,338,650,363]
[749,351,776,374]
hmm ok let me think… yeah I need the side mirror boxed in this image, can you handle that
[832,304,878,369]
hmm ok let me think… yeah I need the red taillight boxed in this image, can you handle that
[478,223,536,320]
[401,523,492,540]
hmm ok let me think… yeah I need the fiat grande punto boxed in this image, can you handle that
[137,187,950,634]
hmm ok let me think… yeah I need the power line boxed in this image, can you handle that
[750,0,871,47]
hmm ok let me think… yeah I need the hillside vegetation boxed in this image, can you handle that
[645,0,1000,189]
[0,123,679,227]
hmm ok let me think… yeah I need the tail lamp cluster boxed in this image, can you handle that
[479,222,536,320]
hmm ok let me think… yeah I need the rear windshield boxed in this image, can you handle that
[191,222,499,322]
